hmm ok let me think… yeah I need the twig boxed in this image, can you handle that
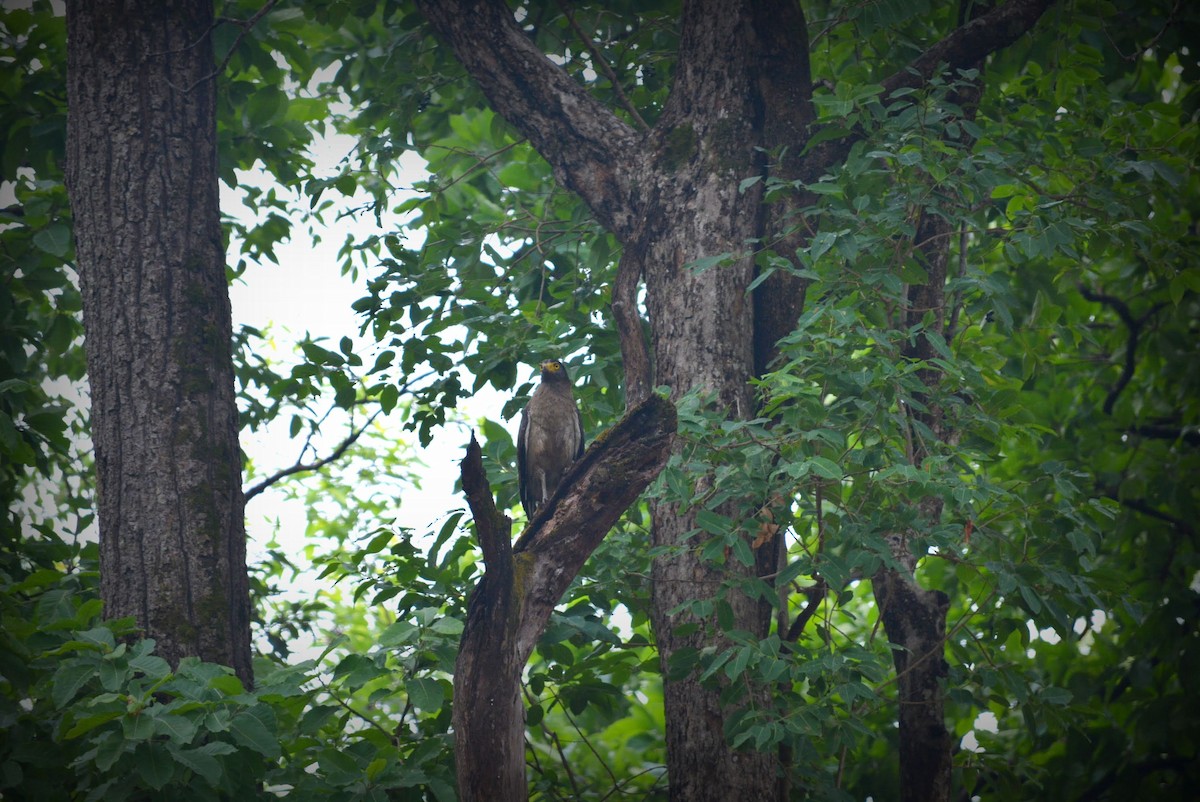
[548,685,622,791]
[1077,285,1155,415]
[595,764,669,801]
[555,1,650,132]
[836,744,848,789]
[1102,0,1183,61]
[430,140,524,191]
[245,409,381,502]
[523,735,564,801]
[548,729,582,799]
[316,676,396,742]
[1103,488,1196,537]
[785,578,828,642]
[1129,422,1200,447]
[168,0,281,93]
[947,220,968,341]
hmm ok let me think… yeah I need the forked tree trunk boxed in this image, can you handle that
[454,397,676,801]
[65,0,252,684]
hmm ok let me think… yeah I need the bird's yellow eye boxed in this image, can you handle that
[545,360,561,372]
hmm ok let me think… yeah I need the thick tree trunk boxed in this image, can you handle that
[65,0,252,684]
[632,3,828,797]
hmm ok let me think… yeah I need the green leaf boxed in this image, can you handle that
[98,659,128,692]
[198,742,237,757]
[300,341,337,365]
[64,710,123,740]
[803,181,844,196]
[1040,686,1072,706]
[94,732,125,772]
[1018,582,1042,614]
[496,162,540,191]
[153,713,199,744]
[808,231,837,262]
[378,620,419,647]
[229,707,281,759]
[52,659,96,708]
[299,705,339,735]
[695,509,733,535]
[123,711,155,741]
[135,743,175,789]
[245,86,288,128]
[208,674,245,696]
[332,653,385,689]
[807,456,842,480]
[406,677,445,712]
[687,252,733,273]
[738,174,762,193]
[731,537,754,567]
[366,757,388,781]
[168,745,221,786]
[1168,270,1198,305]
[318,747,360,784]
[32,222,71,256]
[78,627,116,649]
[129,654,171,679]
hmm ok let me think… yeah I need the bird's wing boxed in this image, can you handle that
[573,404,585,460]
[517,402,532,514]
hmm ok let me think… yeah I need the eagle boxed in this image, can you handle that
[517,359,585,517]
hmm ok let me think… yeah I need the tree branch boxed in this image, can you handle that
[801,0,1055,183]
[413,0,643,239]
[1078,285,1142,415]
[460,431,514,571]
[785,579,828,642]
[1102,486,1196,538]
[453,394,676,802]
[162,0,281,93]
[244,409,381,502]
[1129,422,1200,447]
[554,0,650,132]
[880,0,1056,97]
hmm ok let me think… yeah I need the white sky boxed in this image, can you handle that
[223,129,515,606]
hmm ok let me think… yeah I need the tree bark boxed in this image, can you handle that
[65,1,252,684]
[633,4,810,797]
[871,209,959,802]
[454,395,676,802]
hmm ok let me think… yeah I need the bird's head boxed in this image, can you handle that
[539,359,570,383]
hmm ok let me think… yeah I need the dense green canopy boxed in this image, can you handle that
[1,0,1197,799]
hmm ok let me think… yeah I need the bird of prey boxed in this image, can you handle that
[517,359,585,517]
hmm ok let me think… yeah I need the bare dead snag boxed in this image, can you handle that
[453,394,676,802]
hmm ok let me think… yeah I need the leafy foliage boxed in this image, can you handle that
[3,0,1198,799]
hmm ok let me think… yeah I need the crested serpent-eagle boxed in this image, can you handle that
[517,360,585,517]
